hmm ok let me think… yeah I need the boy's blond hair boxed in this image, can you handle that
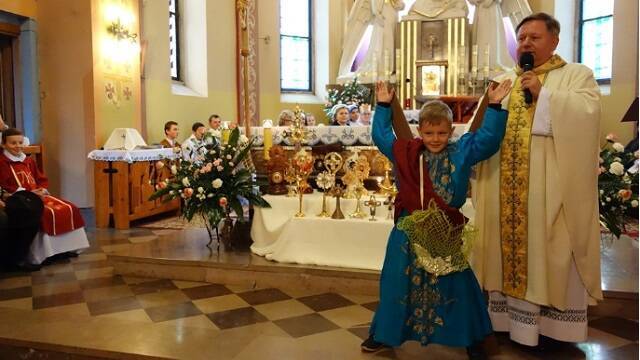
[418,100,453,127]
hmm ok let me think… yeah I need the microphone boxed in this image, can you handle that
[519,52,534,104]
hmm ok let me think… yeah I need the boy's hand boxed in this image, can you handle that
[375,81,394,103]
[487,79,513,104]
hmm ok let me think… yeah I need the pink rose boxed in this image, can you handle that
[606,133,617,142]
[219,197,228,207]
[618,189,632,201]
[157,182,167,190]
[598,166,605,175]
[183,188,194,198]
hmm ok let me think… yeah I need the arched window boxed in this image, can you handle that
[169,0,181,81]
[578,0,613,83]
[280,0,313,93]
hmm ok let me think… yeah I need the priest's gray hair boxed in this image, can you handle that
[418,100,453,127]
[516,12,561,36]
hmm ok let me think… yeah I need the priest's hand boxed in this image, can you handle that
[375,81,394,103]
[0,199,4,209]
[488,79,513,104]
[520,71,542,101]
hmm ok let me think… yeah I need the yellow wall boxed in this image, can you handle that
[38,0,95,206]
[38,0,141,206]
[0,0,37,19]
[142,0,238,144]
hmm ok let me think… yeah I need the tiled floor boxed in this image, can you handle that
[0,227,637,359]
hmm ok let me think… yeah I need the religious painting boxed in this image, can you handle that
[417,61,447,96]
[419,20,448,61]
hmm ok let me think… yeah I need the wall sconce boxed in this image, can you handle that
[107,18,138,42]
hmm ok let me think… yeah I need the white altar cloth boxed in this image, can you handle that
[251,193,476,271]
[87,148,178,163]
[250,192,393,271]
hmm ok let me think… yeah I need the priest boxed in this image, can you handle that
[471,12,602,347]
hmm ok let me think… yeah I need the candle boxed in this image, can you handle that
[395,50,401,84]
[471,44,478,80]
[483,43,490,79]
[383,50,390,81]
[372,54,378,82]
[262,119,273,160]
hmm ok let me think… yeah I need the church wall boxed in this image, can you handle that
[37,0,142,207]
[0,0,37,19]
[37,0,96,207]
[142,0,238,144]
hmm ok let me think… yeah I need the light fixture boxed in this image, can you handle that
[107,18,137,43]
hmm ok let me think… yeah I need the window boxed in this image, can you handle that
[169,0,181,81]
[578,0,613,83]
[280,0,312,92]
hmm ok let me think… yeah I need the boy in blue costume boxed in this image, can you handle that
[363,80,512,359]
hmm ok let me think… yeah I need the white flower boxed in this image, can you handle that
[171,165,177,175]
[606,197,611,202]
[182,177,191,187]
[207,193,214,198]
[614,157,622,162]
[613,142,625,152]
[229,162,234,167]
[197,187,204,193]
[609,161,625,176]
[169,190,175,195]
[632,200,639,208]
[212,179,223,188]
[226,155,232,160]
[217,165,224,172]
[599,189,604,195]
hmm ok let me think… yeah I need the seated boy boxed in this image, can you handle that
[0,128,89,265]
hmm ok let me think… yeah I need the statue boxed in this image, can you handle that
[469,0,531,73]
[337,0,405,84]
[403,0,468,21]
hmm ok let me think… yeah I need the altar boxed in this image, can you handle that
[250,192,393,271]
[250,192,476,271]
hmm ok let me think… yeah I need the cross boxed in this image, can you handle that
[324,152,343,174]
[364,195,381,221]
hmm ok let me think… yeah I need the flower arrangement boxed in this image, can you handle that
[598,133,639,238]
[150,128,270,244]
[324,78,371,119]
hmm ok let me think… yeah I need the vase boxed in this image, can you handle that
[220,214,235,249]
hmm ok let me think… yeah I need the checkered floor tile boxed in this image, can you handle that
[0,227,636,359]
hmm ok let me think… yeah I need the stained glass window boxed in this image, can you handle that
[579,0,613,82]
[280,0,312,92]
[169,0,180,81]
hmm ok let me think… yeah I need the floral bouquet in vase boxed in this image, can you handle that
[150,128,270,249]
[598,134,639,239]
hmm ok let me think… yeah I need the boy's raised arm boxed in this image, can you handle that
[372,82,397,162]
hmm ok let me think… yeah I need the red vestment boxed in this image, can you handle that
[0,153,84,235]
[391,138,465,227]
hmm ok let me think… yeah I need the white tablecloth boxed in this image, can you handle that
[244,123,467,147]
[251,192,394,270]
[250,193,477,271]
[87,148,178,163]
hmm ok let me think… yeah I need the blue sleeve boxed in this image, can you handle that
[371,105,396,162]
[457,107,508,166]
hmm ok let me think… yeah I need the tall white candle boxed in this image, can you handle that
[372,54,378,82]
[483,43,490,79]
[383,50,390,81]
[471,44,478,79]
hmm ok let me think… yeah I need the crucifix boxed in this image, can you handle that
[364,195,382,221]
[427,34,439,59]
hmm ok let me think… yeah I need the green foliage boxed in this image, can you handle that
[150,128,270,228]
[598,138,639,238]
